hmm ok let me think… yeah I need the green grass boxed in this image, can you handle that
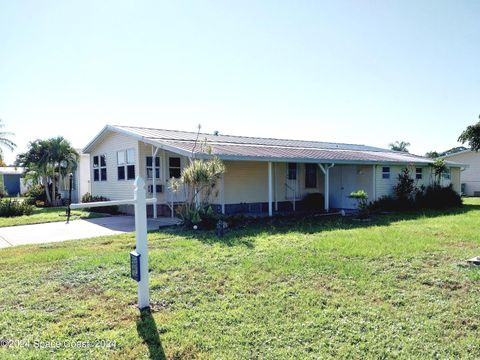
[0,206,106,227]
[1,200,480,359]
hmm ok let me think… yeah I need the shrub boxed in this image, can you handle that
[394,168,418,201]
[177,204,221,230]
[349,190,369,218]
[81,193,119,214]
[0,199,34,217]
[24,185,47,206]
[416,184,462,209]
[301,193,325,213]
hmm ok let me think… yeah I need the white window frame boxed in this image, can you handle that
[93,154,107,182]
[443,168,451,180]
[415,167,422,180]
[168,157,181,179]
[382,167,390,179]
[117,149,136,181]
[145,156,161,180]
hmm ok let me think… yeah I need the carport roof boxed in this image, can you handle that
[84,125,462,166]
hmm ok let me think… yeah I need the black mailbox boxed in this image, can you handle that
[130,251,141,282]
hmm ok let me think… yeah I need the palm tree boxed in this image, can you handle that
[389,141,410,153]
[0,119,17,163]
[16,137,78,206]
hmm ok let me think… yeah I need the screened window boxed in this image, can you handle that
[416,168,422,180]
[117,149,135,180]
[382,167,390,179]
[93,155,107,181]
[146,156,160,179]
[169,157,181,179]
[305,164,317,188]
[288,163,297,180]
[443,169,451,180]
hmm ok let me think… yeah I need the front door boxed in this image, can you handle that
[329,166,358,209]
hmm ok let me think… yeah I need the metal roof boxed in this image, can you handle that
[83,125,461,166]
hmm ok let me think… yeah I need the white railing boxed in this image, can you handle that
[285,183,297,212]
[70,177,156,310]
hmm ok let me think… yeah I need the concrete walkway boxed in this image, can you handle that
[0,216,181,248]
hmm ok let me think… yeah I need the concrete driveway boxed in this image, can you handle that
[0,216,181,248]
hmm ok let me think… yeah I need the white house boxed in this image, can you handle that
[58,150,91,203]
[82,125,463,216]
[442,150,477,195]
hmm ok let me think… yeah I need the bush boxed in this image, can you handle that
[0,199,34,217]
[81,193,119,214]
[394,168,418,201]
[349,190,369,218]
[416,184,462,209]
[24,185,47,206]
[301,193,325,213]
[177,204,221,230]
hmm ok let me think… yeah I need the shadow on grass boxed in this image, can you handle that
[137,308,166,360]
[162,203,480,247]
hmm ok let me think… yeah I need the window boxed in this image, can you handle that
[382,167,390,179]
[93,155,107,181]
[169,157,181,178]
[443,168,451,180]
[416,168,422,180]
[117,149,135,180]
[305,164,317,188]
[146,156,160,179]
[288,163,297,180]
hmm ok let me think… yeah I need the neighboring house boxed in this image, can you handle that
[82,125,463,216]
[0,167,30,196]
[442,150,477,195]
[58,150,91,203]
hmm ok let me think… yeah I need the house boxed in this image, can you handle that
[57,150,91,203]
[442,150,477,195]
[82,125,463,217]
[0,167,30,196]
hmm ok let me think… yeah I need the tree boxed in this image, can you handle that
[432,159,447,185]
[425,151,440,159]
[458,115,480,151]
[169,125,226,228]
[389,141,410,153]
[16,137,78,206]
[425,146,467,159]
[0,119,17,163]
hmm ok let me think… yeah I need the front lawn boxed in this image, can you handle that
[0,206,105,227]
[0,200,479,358]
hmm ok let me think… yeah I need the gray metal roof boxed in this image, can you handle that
[83,124,460,166]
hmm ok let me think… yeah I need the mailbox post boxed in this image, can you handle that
[70,176,155,310]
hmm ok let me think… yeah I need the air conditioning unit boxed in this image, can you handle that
[147,184,163,193]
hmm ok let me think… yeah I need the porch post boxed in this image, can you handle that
[221,174,225,215]
[318,163,334,212]
[151,146,160,219]
[268,161,273,217]
[325,166,330,212]
[274,163,278,212]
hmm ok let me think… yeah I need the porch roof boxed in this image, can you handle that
[84,125,462,167]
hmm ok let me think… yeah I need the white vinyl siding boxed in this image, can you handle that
[89,132,139,201]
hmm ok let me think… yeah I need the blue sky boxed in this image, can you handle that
[0,1,479,164]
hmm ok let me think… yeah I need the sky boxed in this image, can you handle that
[0,0,479,165]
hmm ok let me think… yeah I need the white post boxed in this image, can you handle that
[372,165,376,201]
[325,166,330,212]
[274,163,278,212]
[221,174,225,215]
[268,162,273,217]
[134,177,150,309]
[151,146,159,219]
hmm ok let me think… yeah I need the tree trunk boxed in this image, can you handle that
[52,168,56,207]
[43,177,52,205]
